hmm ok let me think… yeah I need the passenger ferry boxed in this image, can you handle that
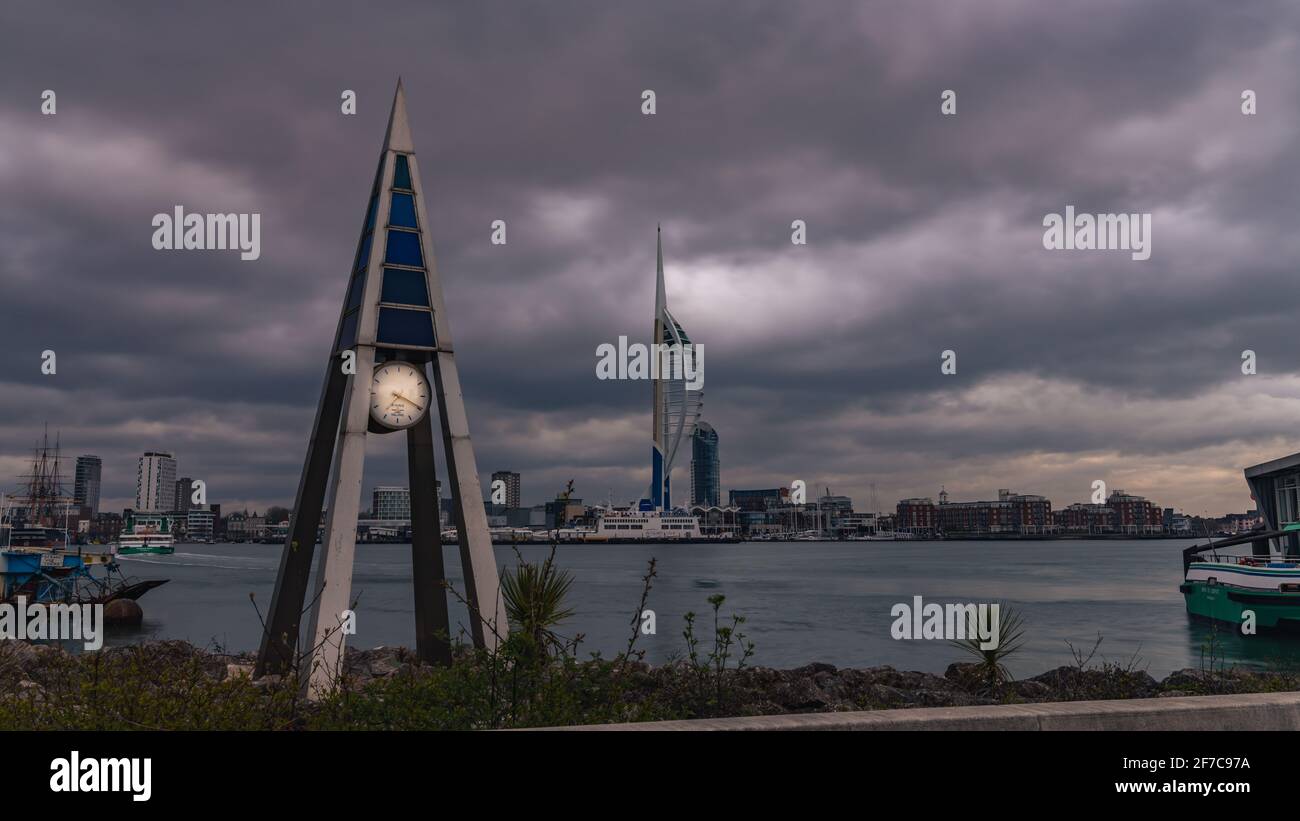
[590,509,701,541]
[113,513,176,556]
[587,508,737,542]
[115,532,176,555]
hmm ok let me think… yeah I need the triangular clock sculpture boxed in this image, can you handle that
[255,80,506,696]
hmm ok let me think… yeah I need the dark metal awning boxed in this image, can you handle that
[1182,528,1289,570]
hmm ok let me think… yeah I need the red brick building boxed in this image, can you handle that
[896,498,936,537]
[1106,490,1164,534]
[1053,503,1115,534]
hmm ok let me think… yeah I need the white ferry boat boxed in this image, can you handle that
[588,509,705,542]
[114,532,176,556]
[113,513,176,556]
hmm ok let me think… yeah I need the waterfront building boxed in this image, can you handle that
[812,494,854,536]
[225,511,247,540]
[835,513,878,538]
[817,494,854,516]
[764,502,823,536]
[90,511,123,542]
[135,452,177,513]
[689,422,720,507]
[1006,493,1053,534]
[484,504,508,528]
[896,498,937,537]
[1053,503,1115,534]
[729,488,789,512]
[1106,490,1164,535]
[646,228,703,511]
[1222,510,1264,533]
[187,508,215,542]
[73,455,101,517]
[937,497,1014,535]
[223,510,267,541]
[689,504,740,537]
[173,476,193,515]
[1245,453,1300,555]
[491,471,521,508]
[740,511,780,537]
[373,486,411,520]
[528,504,548,528]
[933,488,1053,536]
[544,495,585,529]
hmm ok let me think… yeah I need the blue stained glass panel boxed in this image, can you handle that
[393,154,412,189]
[377,307,436,347]
[364,195,378,232]
[384,230,423,266]
[337,309,359,349]
[381,268,429,306]
[354,232,373,272]
[389,193,418,228]
[345,270,366,310]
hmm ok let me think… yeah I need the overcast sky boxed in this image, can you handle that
[1,1,1298,517]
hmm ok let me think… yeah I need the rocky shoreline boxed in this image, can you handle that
[5,639,1297,714]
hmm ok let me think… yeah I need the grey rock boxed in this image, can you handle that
[1013,680,1052,699]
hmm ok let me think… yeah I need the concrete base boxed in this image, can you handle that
[551,691,1300,731]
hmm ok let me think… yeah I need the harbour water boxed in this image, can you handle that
[108,539,1300,678]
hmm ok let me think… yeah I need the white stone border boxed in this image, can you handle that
[541,692,1300,731]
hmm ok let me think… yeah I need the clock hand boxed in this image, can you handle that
[391,392,424,411]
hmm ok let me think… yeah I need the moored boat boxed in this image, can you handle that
[1181,451,1300,632]
[1,428,169,605]
[1181,534,1300,631]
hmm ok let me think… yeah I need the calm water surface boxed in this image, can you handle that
[107,539,1300,678]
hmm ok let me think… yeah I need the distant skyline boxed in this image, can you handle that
[1,440,1262,519]
[3,2,1299,517]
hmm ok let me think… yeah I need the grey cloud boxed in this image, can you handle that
[1,1,1297,514]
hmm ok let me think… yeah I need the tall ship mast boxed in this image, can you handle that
[5,425,75,550]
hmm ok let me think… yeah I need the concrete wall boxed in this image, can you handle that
[550,691,1300,731]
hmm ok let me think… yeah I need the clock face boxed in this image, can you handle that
[370,361,430,430]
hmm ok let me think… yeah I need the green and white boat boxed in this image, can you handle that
[112,512,176,556]
[1181,524,1300,631]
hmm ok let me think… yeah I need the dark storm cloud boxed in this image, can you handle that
[1,0,1298,514]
